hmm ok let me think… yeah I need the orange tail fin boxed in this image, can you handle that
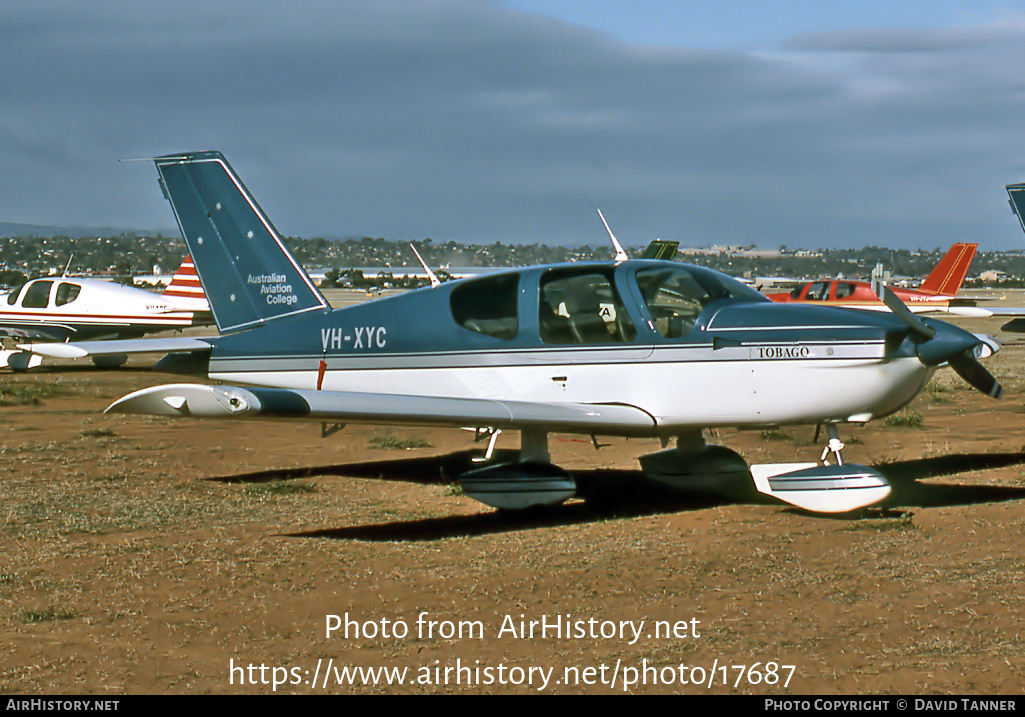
[918,243,977,296]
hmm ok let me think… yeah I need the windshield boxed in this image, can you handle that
[6,283,25,305]
[634,265,767,338]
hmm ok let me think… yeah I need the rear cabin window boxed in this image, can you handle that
[539,268,636,344]
[450,274,519,340]
[834,282,856,299]
[21,280,52,309]
[56,282,81,306]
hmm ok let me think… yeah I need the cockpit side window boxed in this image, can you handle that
[56,282,82,307]
[539,269,635,344]
[635,266,714,338]
[450,274,519,340]
[21,280,52,309]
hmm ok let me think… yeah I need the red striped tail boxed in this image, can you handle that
[161,255,208,305]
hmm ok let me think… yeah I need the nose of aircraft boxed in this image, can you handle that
[872,283,1003,399]
[913,318,978,366]
[913,318,1004,398]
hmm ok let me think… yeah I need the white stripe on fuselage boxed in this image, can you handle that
[0,312,197,327]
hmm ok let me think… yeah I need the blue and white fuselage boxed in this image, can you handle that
[33,151,998,515]
[203,261,935,436]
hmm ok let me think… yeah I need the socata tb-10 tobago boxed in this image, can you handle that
[27,151,1004,514]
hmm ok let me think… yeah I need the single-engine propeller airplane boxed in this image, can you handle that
[1,256,212,369]
[27,151,1005,514]
[765,243,983,315]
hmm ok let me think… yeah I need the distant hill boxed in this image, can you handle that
[0,222,174,238]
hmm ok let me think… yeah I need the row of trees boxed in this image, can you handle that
[4,234,1025,289]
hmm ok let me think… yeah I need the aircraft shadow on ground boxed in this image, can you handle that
[207,449,1025,541]
[878,452,1025,509]
[31,365,157,375]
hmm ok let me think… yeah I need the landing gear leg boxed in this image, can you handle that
[820,424,845,466]
[520,428,550,463]
[471,428,503,463]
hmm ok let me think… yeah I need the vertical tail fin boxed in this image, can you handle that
[640,239,680,260]
[153,151,328,333]
[1007,183,1025,236]
[918,243,977,296]
[160,255,209,310]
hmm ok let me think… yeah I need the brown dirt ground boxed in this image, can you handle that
[3,304,1025,694]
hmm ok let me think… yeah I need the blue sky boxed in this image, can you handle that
[3,1,1025,250]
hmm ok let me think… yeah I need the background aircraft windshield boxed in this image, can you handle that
[22,280,52,309]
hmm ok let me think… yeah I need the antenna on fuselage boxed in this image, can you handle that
[61,254,74,277]
[869,262,891,298]
[410,244,441,288]
[596,209,629,262]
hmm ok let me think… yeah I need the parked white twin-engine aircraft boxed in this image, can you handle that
[1,256,211,369]
[28,151,1004,514]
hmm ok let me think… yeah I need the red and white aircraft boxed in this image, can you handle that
[0,255,212,369]
[765,243,982,315]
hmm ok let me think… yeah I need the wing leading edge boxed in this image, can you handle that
[106,383,658,436]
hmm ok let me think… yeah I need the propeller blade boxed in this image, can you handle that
[871,281,935,340]
[872,280,1002,398]
[948,352,1004,399]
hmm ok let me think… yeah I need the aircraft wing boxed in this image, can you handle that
[106,383,658,435]
[20,336,214,358]
[971,306,1025,317]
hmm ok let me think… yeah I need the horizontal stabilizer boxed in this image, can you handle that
[21,337,213,359]
[105,383,657,434]
[751,462,891,513]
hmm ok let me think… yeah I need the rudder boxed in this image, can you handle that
[161,255,209,310]
[640,239,680,260]
[154,151,328,333]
